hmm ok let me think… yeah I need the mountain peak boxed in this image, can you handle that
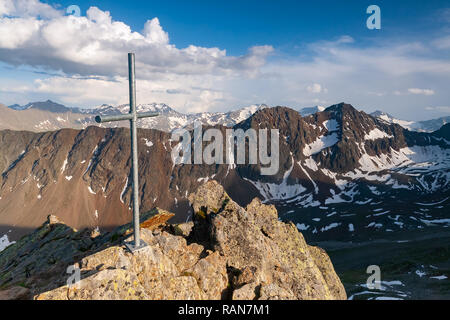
[8,100,70,113]
[325,102,356,113]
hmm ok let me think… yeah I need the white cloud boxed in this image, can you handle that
[0,17,42,49]
[425,106,450,113]
[433,35,450,49]
[143,17,169,44]
[408,88,435,95]
[0,0,61,18]
[1,73,230,113]
[306,83,327,94]
[0,3,273,78]
[1,0,450,120]
[0,1,275,113]
[336,35,354,44]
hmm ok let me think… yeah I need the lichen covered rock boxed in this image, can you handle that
[0,181,346,300]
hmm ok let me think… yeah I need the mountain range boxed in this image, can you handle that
[0,100,267,132]
[0,101,449,299]
[1,102,448,237]
[370,110,450,133]
[1,100,448,133]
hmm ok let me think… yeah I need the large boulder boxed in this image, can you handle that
[189,181,347,300]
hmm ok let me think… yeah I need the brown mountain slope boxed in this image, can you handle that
[0,103,88,132]
[0,104,448,242]
[0,126,177,240]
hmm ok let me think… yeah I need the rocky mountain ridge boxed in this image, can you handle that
[3,100,448,133]
[0,181,346,300]
[0,103,449,244]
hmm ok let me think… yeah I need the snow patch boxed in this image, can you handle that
[364,128,393,140]
[430,275,448,280]
[296,223,310,231]
[415,270,426,278]
[320,223,341,232]
[304,158,319,171]
[60,158,68,173]
[323,119,339,132]
[120,177,128,204]
[244,156,306,201]
[88,186,96,195]
[303,133,339,156]
[142,138,153,147]
[0,234,15,252]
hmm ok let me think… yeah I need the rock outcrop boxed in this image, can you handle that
[0,181,346,300]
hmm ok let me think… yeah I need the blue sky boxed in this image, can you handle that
[50,0,447,55]
[0,0,449,120]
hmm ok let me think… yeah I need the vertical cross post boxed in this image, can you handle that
[95,53,159,252]
[128,52,142,251]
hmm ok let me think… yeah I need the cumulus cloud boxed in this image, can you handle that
[0,3,273,79]
[1,1,450,119]
[0,1,276,112]
[0,0,61,18]
[408,88,435,95]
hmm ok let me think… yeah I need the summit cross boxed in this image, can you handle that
[95,53,158,252]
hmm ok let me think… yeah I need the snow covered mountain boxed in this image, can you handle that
[298,105,325,116]
[1,102,449,299]
[1,102,448,243]
[371,110,450,133]
[239,104,450,208]
[91,102,267,132]
[1,100,267,132]
[3,100,448,135]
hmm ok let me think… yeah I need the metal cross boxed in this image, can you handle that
[95,53,158,252]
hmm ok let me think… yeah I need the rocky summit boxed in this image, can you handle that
[0,181,345,300]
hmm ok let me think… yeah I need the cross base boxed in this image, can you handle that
[123,239,148,253]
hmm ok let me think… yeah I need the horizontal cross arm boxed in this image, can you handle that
[95,112,159,123]
[136,111,160,119]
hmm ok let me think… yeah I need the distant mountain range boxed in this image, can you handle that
[1,102,448,240]
[1,100,267,132]
[370,110,449,132]
[1,100,448,133]
[1,102,449,299]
